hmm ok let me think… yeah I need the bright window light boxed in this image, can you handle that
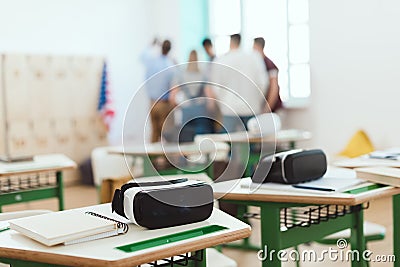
[209,0,241,36]
[208,0,310,105]
[289,25,310,64]
[214,35,230,56]
[290,64,310,98]
[288,0,309,24]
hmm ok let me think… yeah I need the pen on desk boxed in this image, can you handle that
[292,185,335,192]
[368,155,398,160]
[0,227,10,233]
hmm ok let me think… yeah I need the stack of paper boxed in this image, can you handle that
[355,167,400,187]
[333,148,400,168]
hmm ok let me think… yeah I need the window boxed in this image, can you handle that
[209,0,241,56]
[208,0,310,106]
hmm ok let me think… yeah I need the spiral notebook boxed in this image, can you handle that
[9,210,128,246]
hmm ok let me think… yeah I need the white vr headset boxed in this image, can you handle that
[111,178,214,229]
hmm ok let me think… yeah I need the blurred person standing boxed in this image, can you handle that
[141,40,175,142]
[170,50,215,141]
[211,33,269,133]
[253,37,283,112]
[202,38,216,61]
[140,37,160,66]
[208,34,269,216]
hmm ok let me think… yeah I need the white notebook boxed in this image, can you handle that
[291,176,366,192]
[9,210,126,246]
[244,176,367,194]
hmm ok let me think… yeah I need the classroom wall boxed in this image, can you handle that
[147,0,209,62]
[0,0,154,146]
[284,0,400,156]
[2,0,398,156]
[145,0,400,157]
[0,0,209,146]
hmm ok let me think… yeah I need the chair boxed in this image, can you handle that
[299,222,382,267]
[317,221,386,245]
[91,146,133,202]
[310,132,384,266]
[193,135,230,162]
[293,221,385,267]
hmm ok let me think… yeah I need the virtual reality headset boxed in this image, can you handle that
[252,149,327,184]
[111,178,214,229]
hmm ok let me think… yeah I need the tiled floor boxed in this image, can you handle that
[2,185,395,267]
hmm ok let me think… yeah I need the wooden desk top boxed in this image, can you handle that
[196,129,312,144]
[0,154,76,176]
[213,177,400,206]
[0,204,250,267]
[109,141,229,157]
[133,172,212,182]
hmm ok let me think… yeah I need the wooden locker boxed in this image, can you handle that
[7,121,33,157]
[53,118,74,156]
[3,54,30,121]
[31,120,54,155]
[26,55,52,120]
[49,56,73,119]
[1,53,107,183]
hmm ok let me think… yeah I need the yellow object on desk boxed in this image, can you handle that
[338,130,374,158]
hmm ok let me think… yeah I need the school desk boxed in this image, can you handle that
[0,154,76,212]
[212,174,400,267]
[109,142,229,178]
[196,129,312,177]
[196,129,311,148]
[0,203,250,267]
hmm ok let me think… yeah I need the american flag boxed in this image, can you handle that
[98,61,115,131]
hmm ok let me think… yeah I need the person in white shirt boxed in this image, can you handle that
[210,33,269,133]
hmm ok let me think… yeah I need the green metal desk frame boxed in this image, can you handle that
[0,250,206,267]
[141,154,214,179]
[235,141,310,249]
[0,171,64,212]
[222,195,400,267]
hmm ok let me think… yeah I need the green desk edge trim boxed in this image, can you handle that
[116,224,228,253]
[344,183,386,194]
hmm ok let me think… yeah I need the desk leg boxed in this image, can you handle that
[245,152,261,177]
[56,171,64,211]
[350,205,366,267]
[260,203,282,267]
[235,143,250,177]
[289,141,296,149]
[188,249,206,267]
[237,204,259,250]
[205,154,214,179]
[393,194,400,267]
[141,155,158,176]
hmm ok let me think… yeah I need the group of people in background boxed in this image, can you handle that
[141,34,282,143]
